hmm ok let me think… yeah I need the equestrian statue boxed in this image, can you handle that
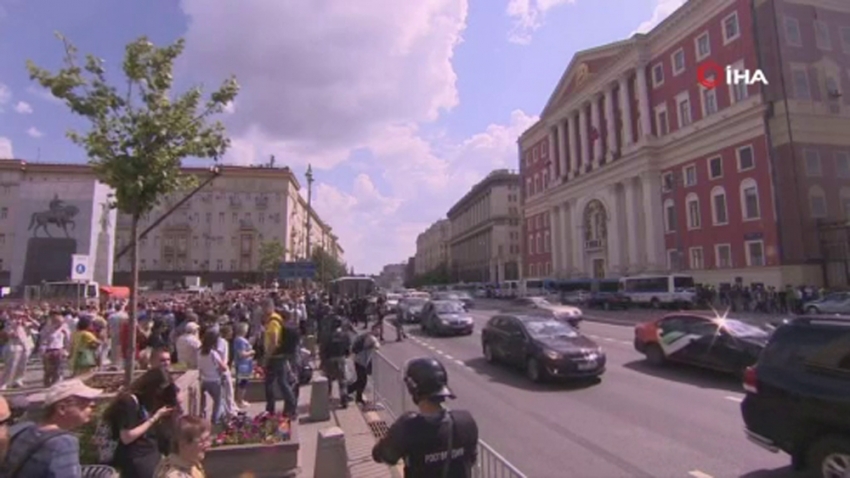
[28,194,80,238]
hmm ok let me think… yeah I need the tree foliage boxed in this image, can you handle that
[27,34,238,384]
[258,240,286,275]
[406,261,451,288]
[311,247,348,284]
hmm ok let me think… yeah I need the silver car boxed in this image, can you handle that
[803,292,850,315]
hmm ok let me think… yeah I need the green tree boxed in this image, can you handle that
[28,34,239,384]
[258,240,286,285]
[311,246,347,284]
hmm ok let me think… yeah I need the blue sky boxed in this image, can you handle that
[0,0,684,274]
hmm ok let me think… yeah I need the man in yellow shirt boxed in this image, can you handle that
[262,302,297,417]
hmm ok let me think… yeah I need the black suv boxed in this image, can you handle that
[740,315,850,477]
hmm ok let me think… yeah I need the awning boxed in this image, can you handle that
[100,286,131,299]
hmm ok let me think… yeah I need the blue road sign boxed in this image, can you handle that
[278,261,317,280]
[75,264,86,274]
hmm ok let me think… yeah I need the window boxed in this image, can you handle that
[536,233,542,252]
[664,199,676,233]
[711,187,729,225]
[715,244,732,268]
[667,249,681,270]
[652,63,664,88]
[723,12,740,44]
[804,149,822,176]
[708,156,723,179]
[737,145,755,171]
[741,179,761,220]
[726,59,749,104]
[662,171,674,192]
[809,186,827,218]
[677,94,692,128]
[843,195,850,221]
[544,231,551,253]
[842,26,850,53]
[826,75,841,114]
[701,81,718,116]
[0,207,6,219]
[530,263,537,277]
[671,49,686,75]
[784,17,802,46]
[655,105,669,136]
[695,32,711,60]
[815,21,831,50]
[690,247,704,270]
[0,233,4,245]
[792,68,811,99]
[837,152,850,178]
[684,165,697,187]
[745,240,765,267]
[686,194,701,229]
[528,234,534,254]
[216,259,223,271]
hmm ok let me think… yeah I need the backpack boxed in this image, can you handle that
[91,395,141,464]
[351,333,367,354]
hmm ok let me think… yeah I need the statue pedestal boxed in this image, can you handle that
[22,237,77,285]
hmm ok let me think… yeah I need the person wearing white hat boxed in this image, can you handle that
[175,322,201,370]
[1,379,102,477]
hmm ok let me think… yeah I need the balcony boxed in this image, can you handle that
[255,195,269,210]
[585,239,603,252]
[229,197,242,209]
[239,219,255,230]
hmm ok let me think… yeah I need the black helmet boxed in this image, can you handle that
[403,357,455,402]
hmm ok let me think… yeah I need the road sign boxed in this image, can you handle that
[278,261,317,280]
[70,254,92,281]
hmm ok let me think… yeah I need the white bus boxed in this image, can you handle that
[329,276,377,299]
[619,274,696,308]
[24,281,100,302]
[519,278,546,297]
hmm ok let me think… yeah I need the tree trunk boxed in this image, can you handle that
[124,215,140,385]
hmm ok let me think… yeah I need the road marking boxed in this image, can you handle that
[724,396,743,403]
[582,319,635,328]
[453,359,464,366]
[444,354,454,360]
[688,470,714,478]
[603,337,616,342]
[588,334,600,339]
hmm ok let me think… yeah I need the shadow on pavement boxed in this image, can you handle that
[738,465,808,478]
[622,359,744,393]
[462,357,602,392]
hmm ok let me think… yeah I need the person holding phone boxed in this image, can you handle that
[103,368,178,478]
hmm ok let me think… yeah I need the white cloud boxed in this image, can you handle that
[633,0,686,35]
[26,85,62,104]
[0,83,10,111]
[14,101,32,114]
[26,127,43,138]
[505,0,574,45]
[0,137,12,158]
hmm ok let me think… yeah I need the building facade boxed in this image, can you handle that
[447,169,522,283]
[519,0,850,288]
[377,263,406,290]
[0,160,117,288]
[111,165,342,286]
[414,219,452,276]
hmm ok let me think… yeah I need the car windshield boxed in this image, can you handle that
[723,319,769,338]
[435,302,464,314]
[524,319,578,338]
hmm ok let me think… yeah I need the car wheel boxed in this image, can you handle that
[526,357,543,383]
[483,343,495,363]
[807,435,850,478]
[645,344,666,366]
[806,306,819,314]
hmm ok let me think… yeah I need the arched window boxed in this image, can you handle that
[710,186,728,225]
[663,198,676,233]
[685,192,701,229]
[808,185,827,218]
[739,178,761,221]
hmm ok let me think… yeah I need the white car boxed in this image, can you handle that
[509,296,583,327]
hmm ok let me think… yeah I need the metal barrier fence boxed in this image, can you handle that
[370,351,527,478]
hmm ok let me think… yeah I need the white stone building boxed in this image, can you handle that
[414,219,451,276]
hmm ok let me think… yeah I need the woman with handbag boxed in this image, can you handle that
[70,316,101,377]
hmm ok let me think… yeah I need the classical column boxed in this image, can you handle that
[619,76,633,147]
[624,177,641,272]
[560,201,573,275]
[635,63,652,140]
[548,126,558,180]
[568,113,579,178]
[606,184,622,275]
[578,106,589,172]
[550,206,563,273]
[557,119,568,180]
[605,86,617,160]
[590,95,602,166]
[570,198,583,276]
[640,171,665,272]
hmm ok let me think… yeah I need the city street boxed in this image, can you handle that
[376,306,799,478]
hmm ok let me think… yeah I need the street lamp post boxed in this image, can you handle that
[305,164,314,260]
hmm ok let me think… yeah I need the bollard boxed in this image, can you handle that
[309,375,331,422]
[314,427,349,478]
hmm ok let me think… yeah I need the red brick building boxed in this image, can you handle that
[518,0,850,288]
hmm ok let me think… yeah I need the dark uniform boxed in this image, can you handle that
[372,357,479,478]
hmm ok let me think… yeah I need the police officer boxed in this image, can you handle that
[372,357,478,478]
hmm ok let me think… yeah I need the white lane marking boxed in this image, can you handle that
[688,470,714,478]
[724,396,743,403]
[444,354,454,360]
[603,337,616,342]
[588,334,600,339]
[453,359,464,366]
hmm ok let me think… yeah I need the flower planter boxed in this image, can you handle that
[243,378,266,403]
[205,419,299,478]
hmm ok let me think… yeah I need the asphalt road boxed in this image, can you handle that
[374,306,801,478]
